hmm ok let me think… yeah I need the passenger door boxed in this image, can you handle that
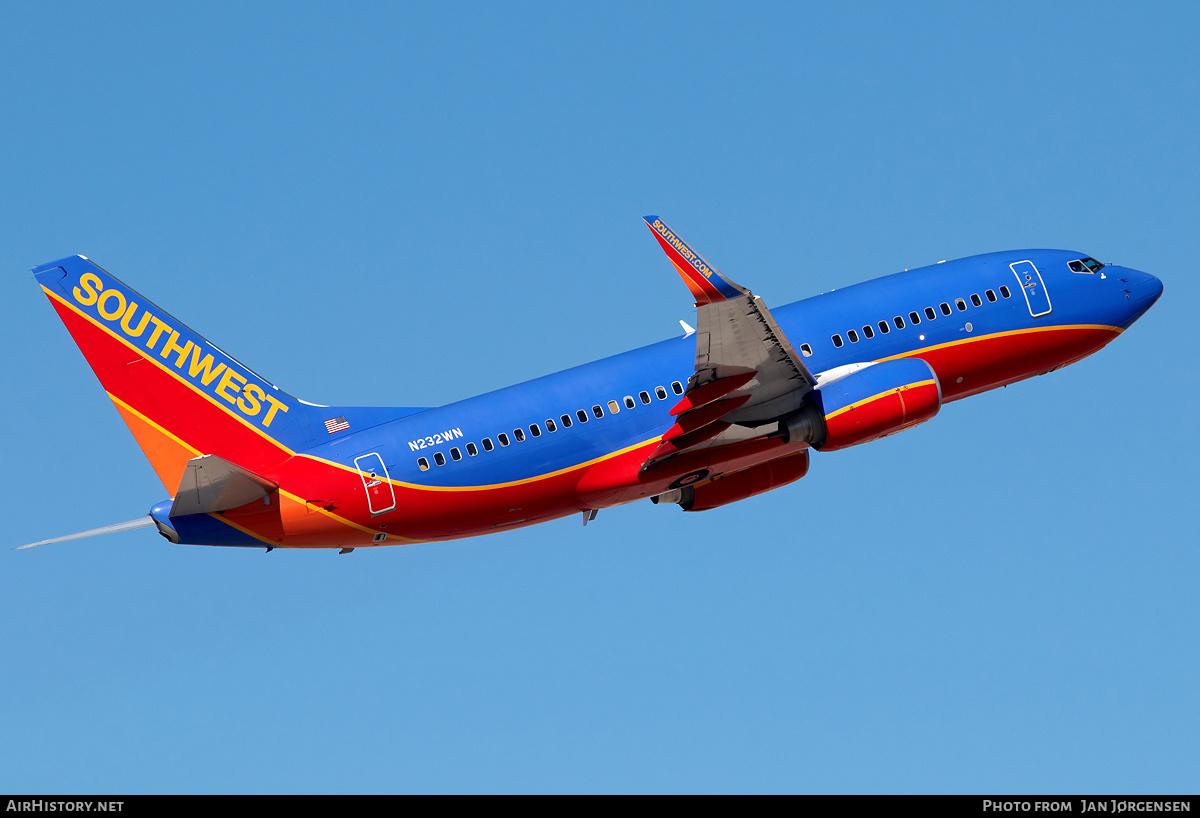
[1010,260,1052,318]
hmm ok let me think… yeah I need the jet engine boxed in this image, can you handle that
[653,450,810,512]
[780,358,941,451]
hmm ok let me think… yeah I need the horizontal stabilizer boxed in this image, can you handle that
[170,454,278,517]
[15,516,155,550]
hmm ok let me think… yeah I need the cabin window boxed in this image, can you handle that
[800,343,813,357]
[450,447,462,461]
[514,428,525,442]
[529,423,541,437]
[878,321,890,334]
[847,329,859,343]
[434,452,446,466]
[1000,285,1011,298]
[466,442,478,456]
[910,311,921,325]
[955,298,967,311]
[639,391,650,404]
[940,302,951,316]
[894,315,905,329]
[862,325,874,339]
[417,457,430,471]
[655,386,668,400]
[592,404,604,418]
[545,419,556,433]
[624,396,636,409]
[498,433,510,447]
[832,334,844,348]
[560,414,572,428]
[671,381,684,395]
[482,437,494,452]
[577,409,589,423]
[971,293,982,307]
[925,307,936,321]
[607,400,620,414]
[986,289,997,302]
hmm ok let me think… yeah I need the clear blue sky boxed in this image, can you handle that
[2,1,1196,794]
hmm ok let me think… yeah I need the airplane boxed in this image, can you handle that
[19,216,1163,553]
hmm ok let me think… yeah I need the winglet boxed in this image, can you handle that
[644,216,748,306]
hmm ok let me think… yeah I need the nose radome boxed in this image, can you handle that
[1114,266,1163,326]
[1140,272,1164,306]
[1128,268,1163,305]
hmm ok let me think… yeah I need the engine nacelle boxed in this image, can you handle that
[654,450,810,512]
[781,358,941,452]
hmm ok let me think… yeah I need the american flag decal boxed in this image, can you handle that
[324,416,350,434]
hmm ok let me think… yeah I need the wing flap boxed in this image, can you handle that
[645,421,733,463]
[669,371,756,415]
[664,394,751,441]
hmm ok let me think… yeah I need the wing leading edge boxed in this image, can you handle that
[642,216,817,469]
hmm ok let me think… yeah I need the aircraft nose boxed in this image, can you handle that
[1113,267,1163,326]
[1138,272,1164,306]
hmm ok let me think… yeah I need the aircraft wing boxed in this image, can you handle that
[642,216,817,467]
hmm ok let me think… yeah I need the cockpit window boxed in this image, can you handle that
[1069,257,1105,274]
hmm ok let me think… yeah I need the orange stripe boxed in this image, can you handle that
[825,379,937,421]
[650,231,725,304]
[873,323,1122,364]
[110,395,202,491]
[108,392,396,542]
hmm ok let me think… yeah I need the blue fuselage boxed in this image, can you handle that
[310,250,1161,492]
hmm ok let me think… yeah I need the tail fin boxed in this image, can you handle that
[34,256,314,492]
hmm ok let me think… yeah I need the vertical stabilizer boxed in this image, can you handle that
[34,256,313,492]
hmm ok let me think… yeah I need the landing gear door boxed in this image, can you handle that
[354,453,396,516]
[1010,260,1052,318]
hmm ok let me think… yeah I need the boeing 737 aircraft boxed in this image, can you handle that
[21,217,1162,552]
